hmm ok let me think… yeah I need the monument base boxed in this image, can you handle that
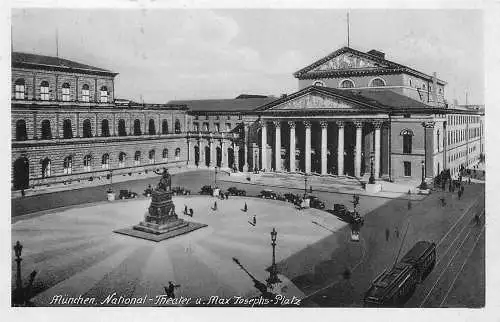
[114,221,207,242]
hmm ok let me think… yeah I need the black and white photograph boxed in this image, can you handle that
[5,1,497,320]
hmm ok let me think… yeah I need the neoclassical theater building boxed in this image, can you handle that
[11,46,484,190]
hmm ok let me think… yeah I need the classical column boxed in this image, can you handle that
[273,121,281,172]
[354,121,363,177]
[288,121,296,173]
[233,136,240,171]
[374,121,382,179]
[260,120,267,171]
[209,136,215,168]
[320,121,328,175]
[242,123,249,172]
[336,121,344,176]
[221,136,228,168]
[423,122,435,179]
[304,120,312,174]
[187,138,194,167]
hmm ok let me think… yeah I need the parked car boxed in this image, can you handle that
[119,189,138,200]
[328,204,364,226]
[308,196,326,209]
[172,186,191,195]
[200,185,214,195]
[227,187,246,196]
[144,186,153,197]
[259,189,278,200]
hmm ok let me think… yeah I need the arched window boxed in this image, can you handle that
[63,156,73,174]
[83,154,92,172]
[101,153,110,169]
[63,119,73,139]
[62,83,71,101]
[162,148,168,161]
[370,78,386,87]
[340,79,355,88]
[41,120,52,140]
[149,149,155,164]
[193,122,199,132]
[401,129,413,154]
[101,119,110,137]
[203,122,209,131]
[149,119,156,135]
[162,120,169,134]
[118,152,126,168]
[174,119,181,134]
[175,148,181,161]
[15,79,25,99]
[313,80,325,87]
[134,151,141,166]
[41,158,51,178]
[16,119,27,141]
[81,84,90,102]
[40,81,50,101]
[100,86,108,103]
[118,119,127,136]
[133,119,142,136]
[82,119,92,138]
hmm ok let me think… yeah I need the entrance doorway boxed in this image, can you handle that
[13,157,29,190]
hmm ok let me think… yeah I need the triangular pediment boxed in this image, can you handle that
[312,52,385,72]
[267,92,355,110]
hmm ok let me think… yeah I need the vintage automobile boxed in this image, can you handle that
[259,189,278,200]
[308,196,326,209]
[227,186,246,196]
[172,186,191,196]
[143,186,153,197]
[284,193,299,204]
[328,204,364,226]
[200,185,214,195]
[118,189,138,200]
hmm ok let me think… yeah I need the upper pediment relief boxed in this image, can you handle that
[312,53,386,72]
[270,92,353,110]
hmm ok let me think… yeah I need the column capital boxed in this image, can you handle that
[422,121,435,129]
[303,120,312,129]
[353,121,363,129]
[373,120,383,129]
[258,119,267,128]
[336,120,345,128]
[320,121,328,129]
[287,121,296,129]
[273,120,281,128]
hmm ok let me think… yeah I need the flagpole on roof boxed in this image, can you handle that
[347,11,350,48]
[56,27,59,58]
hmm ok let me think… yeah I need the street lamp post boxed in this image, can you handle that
[369,154,375,184]
[215,166,218,187]
[14,241,23,296]
[266,228,281,288]
[304,174,308,198]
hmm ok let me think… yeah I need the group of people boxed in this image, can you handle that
[183,205,194,217]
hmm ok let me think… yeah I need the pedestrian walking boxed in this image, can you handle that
[164,281,181,299]
[213,201,218,211]
[395,227,399,239]
[189,208,194,217]
[385,228,390,241]
[184,205,188,215]
[253,215,257,226]
[243,202,248,212]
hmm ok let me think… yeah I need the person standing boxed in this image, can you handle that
[213,201,217,211]
[253,215,256,226]
[385,228,390,241]
[184,205,188,215]
[243,202,248,212]
[189,208,194,217]
[164,281,181,299]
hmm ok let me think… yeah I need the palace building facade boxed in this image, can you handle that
[11,46,484,190]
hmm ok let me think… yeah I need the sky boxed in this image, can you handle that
[11,9,484,104]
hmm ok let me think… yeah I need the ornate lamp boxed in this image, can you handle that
[369,154,375,184]
[266,228,281,288]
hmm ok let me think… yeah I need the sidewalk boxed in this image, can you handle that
[11,166,199,200]
[221,172,427,200]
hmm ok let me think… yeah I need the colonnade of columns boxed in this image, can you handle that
[258,119,384,178]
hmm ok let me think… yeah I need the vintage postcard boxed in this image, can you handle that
[6,1,494,320]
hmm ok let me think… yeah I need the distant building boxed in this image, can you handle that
[11,46,484,190]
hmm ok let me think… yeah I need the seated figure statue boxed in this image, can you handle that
[154,168,171,192]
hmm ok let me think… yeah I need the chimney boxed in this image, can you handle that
[432,72,438,106]
[367,49,385,60]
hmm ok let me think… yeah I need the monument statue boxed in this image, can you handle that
[154,168,171,192]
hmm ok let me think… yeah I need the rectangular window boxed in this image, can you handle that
[404,161,411,177]
[193,122,199,132]
[15,85,25,99]
[84,165,91,172]
[62,87,70,101]
[100,90,108,103]
[225,123,231,132]
[82,89,90,102]
[41,86,49,101]
[403,135,412,154]
[215,123,220,132]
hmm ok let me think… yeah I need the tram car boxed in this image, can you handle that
[363,241,436,307]
[363,262,419,307]
[399,241,436,282]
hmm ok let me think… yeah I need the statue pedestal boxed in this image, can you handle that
[114,190,207,242]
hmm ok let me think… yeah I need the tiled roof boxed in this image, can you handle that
[294,47,446,85]
[344,88,432,109]
[168,97,277,112]
[12,52,117,75]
